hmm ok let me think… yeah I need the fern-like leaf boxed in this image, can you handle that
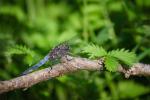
[108,49,137,66]
[105,56,119,72]
[82,44,107,58]
[5,45,35,65]
[5,45,35,57]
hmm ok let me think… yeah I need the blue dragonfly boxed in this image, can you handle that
[21,42,70,75]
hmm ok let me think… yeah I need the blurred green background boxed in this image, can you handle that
[0,0,150,100]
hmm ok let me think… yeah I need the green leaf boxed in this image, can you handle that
[105,56,119,72]
[5,45,35,65]
[118,81,150,99]
[82,44,107,58]
[5,45,34,56]
[24,54,35,66]
[108,49,137,66]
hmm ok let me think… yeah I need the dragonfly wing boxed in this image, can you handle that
[21,54,50,75]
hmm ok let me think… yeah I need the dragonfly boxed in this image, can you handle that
[21,42,70,75]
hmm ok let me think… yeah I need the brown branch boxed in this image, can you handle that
[0,55,149,94]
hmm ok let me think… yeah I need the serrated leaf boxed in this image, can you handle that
[82,44,107,58]
[108,49,137,66]
[5,45,34,56]
[105,56,119,72]
[5,45,35,65]
[119,81,150,99]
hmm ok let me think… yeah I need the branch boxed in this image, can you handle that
[0,55,149,94]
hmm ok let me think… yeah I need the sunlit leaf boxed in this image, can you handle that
[82,44,107,58]
[108,49,137,66]
[105,56,119,72]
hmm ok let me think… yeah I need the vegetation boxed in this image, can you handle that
[0,0,149,100]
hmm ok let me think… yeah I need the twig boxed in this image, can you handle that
[0,55,149,94]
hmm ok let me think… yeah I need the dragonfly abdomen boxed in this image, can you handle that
[21,54,50,75]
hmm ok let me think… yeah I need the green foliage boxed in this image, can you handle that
[5,45,34,56]
[0,0,149,99]
[118,81,150,99]
[82,44,137,71]
[82,43,107,58]
[5,45,35,65]
[105,56,119,72]
[0,5,26,22]
[108,49,137,66]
